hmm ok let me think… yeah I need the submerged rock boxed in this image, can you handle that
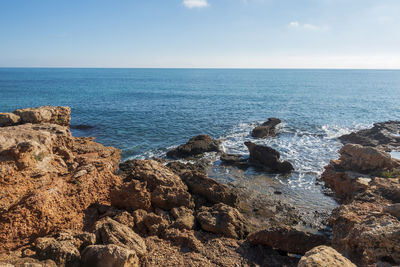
[245,141,294,173]
[247,226,329,255]
[251,118,281,138]
[339,121,400,151]
[166,135,220,159]
[298,246,356,267]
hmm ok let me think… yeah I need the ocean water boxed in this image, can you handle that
[1,68,400,210]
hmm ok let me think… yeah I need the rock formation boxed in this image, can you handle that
[251,118,281,138]
[166,134,220,159]
[298,246,356,267]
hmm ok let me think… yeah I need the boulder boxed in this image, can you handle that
[339,121,400,151]
[0,113,20,127]
[118,160,194,210]
[384,203,400,219]
[298,246,356,267]
[81,244,139,267]
[13,106,71,126]
[196,203,249,239]
[110,180,151,212]
[166,135,220,159]
[170,206,195,230]
[220,153,249,168]
[180,171,238,206]
[35,230,96,266]
[251,118,281,138]
[245,142,294,173]
[247,226,329,255]
[95,217,147,257]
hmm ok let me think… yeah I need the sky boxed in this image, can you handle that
[0,0,399,69]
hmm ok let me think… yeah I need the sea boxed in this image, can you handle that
[1,68,400,212]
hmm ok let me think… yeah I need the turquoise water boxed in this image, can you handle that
[1,68,400,209]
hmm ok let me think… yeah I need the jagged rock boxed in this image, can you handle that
[35,230,95,266]
[298,246,356,267]
[245,142,294,173]
[95,217,147,257]
[166,161,208,175]
[220,153,249,168]
[251,118,281,138]
[161,228,203,252]
[247,226,329,255]
[170,206,195,230]
[118,160,194,210]
[180,171,238,206]
[339,121,400,151]
[13,106,71,126]
[0,116,121,252]
[110,180,151,212]
[166,135,220,159]
[196,203,249,239]
[81,244,139,267]
[0,113,20,127]
[330,200,400,266]
[113,211,135,228]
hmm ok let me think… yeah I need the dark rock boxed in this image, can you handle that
[70,124,94,130]
[166,135,220,159]
[167,161,208,175]
[245,142,294,173]
[247,226,329,255]
[220,153,249,168]
[180,171,238,207]
[251,118,281,138]
[339,121,400,151]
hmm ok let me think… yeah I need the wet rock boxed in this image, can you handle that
[220,153,249,168]
[110,180,151,212]
[70,124,94,130]
[167,161,208,175]
[247,226,329,255]
[180,171,238,206]
[95,217,147,257]
[166,135,220,159]
[81,244,139,267]
[13,106,71,126]
[251,118,281,138]
[196,203,249,239]
[0,113,20,127]
[339,121,400,151]
[298,246,356,267]
[35,230,95,266]
[245,141,294,173]
[118,160,194,210]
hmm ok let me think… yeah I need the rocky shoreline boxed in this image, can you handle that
[0,107,399,266]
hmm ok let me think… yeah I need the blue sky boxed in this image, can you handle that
[0,0,399,68]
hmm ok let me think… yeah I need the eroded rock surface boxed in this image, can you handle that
[298,246,356,267]
[13,106,71,126]
[166,135,220,159]
[251,118,281,138]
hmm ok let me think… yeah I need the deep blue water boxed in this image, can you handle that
[1,68,400,209]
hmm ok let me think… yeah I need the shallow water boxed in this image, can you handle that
[1,68,400,212]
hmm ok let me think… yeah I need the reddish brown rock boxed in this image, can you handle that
[110,180,151,212]
[0,113,20,127]
[247,226,329,255]
[81,244,139,267]
[13,106,71,126]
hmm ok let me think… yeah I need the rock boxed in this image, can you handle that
[298,246,356,267]
[0,120,121,252]
[161,228,203,252]
[166,135,220,159]
[166,161,208,175]
[180,171,238,206]
[81,244,139,267]
[384,203,400,219]
[0,257,57,267]
[110,180,151,212]
[247,226,329,255]
[118,160,194,210]
[245,142,294,173]
[339,121,400,151]
[70,124,94,130]
[220,153,249,168]
[196,203,249,239]
[35,230,96,266]
[13,106,71,126]
[251,118,281,138]
[339,144,396,173]
[170,206,195,230]
[0,113,20,127]
[330,201,400,265]
[95,217,147,257]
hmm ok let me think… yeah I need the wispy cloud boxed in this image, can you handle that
[183,0,209,9]
[288,21,320,31]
